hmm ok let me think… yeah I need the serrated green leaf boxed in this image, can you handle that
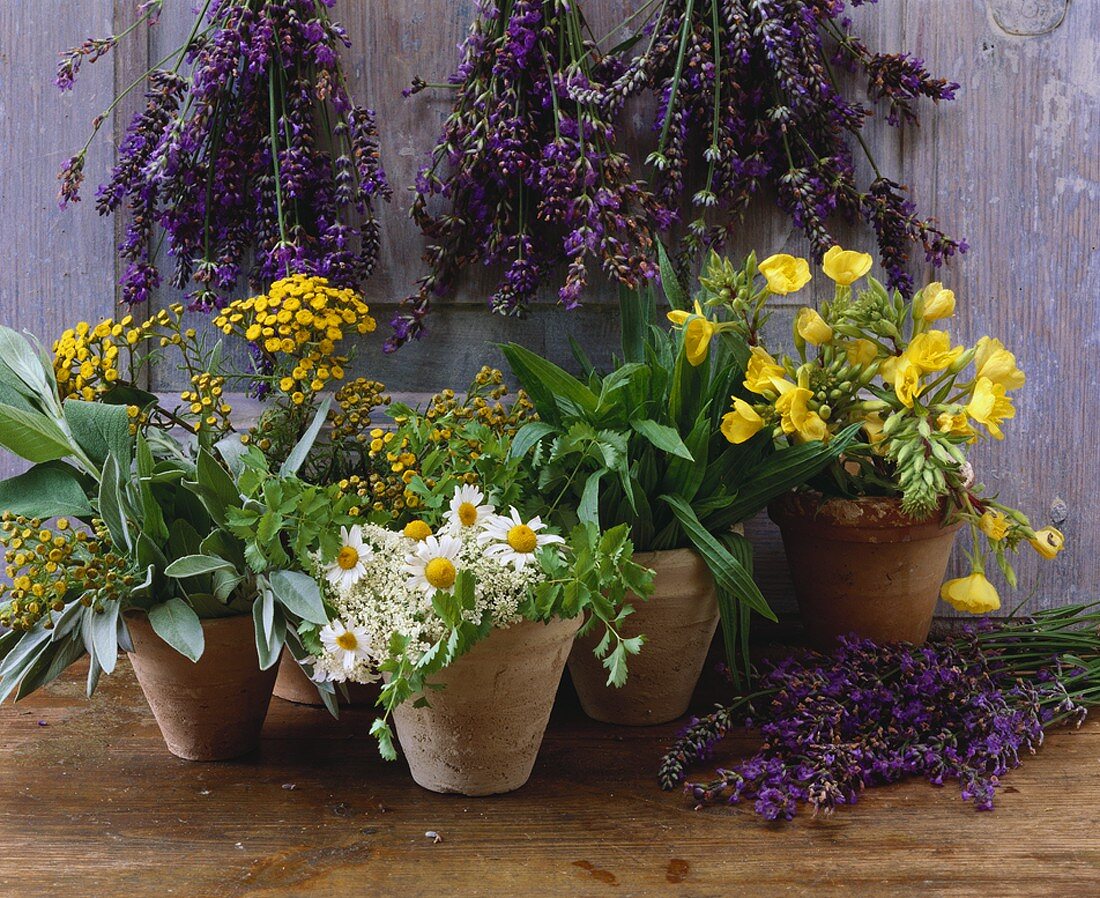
[630,417,693,460]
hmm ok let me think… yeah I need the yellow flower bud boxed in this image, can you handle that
[940,572,1001,614]
[821,246,873,286]
[919,282,956,321]
[795,307,833,346]
[720,398,765,444]
[1029,527,1065,560]
[759,254,812,295]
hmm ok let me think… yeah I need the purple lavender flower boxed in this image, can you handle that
[58,0,390,312]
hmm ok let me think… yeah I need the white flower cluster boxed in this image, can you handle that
[307,486,564,685]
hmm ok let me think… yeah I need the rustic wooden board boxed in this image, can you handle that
[2,658,1099,898]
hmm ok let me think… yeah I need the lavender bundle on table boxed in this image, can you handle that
[58,0,389,311]
[659,606,1100,820]
[599,0,965,293]
[395,0,661,349]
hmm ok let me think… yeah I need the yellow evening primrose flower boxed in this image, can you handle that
[773,379,827,443]
[759,254,812,295]
[979,510,1010,541]
[919,282,956,321]
[967,376,1015,440]
[893,356,924,408]
[795,307,833,346]
[862,411,886,446]
[880,354,901,385]
[744,346,787,396]
[721,398,765,444]
[1029,527,1065,559]
[937,409,976,440]
[905,330,963,373]
[667,300,703,326]
[821,246,873,286]
[845,338,878,367]
[684,316,717,367]
[940,572,1001,614]
[974,336,1025,390]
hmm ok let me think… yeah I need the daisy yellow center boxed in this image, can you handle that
[425,557,457,590]
[506,524,538,554]
[335,631,359,651]
[403,520,432,541]
[457,502,479,527]
[336,546,360,570]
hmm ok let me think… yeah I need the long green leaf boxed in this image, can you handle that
[619,284,647,364]
[63,399,132,471]
[0,404,73,463]
[148,599,205,662]
[280,396,332,477]
[715,423,861,527]
[165,554,238,578]
[98,454,132,552]
[268,569,327,625]
[0,461,93,519]
[501,343,599,421]
[509,421,557,459]
[657,242,689,311]
[630,417,693,460]
[660,493,776,621]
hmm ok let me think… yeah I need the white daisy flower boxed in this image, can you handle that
[319,619,373,673]
[325,525,373,592]
[477,507,564,571]
[446,483,494,532]
[403,533,463,596]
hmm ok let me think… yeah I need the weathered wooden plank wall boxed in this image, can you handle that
[0,0,1095,611]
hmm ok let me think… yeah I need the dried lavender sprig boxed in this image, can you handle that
[393,0,660,350]
[661,612,1100,819]
[58,0,389,311]
[601,0,965,292]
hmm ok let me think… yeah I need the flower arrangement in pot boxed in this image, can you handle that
[501,248,857,724]
[0,274,377,758]
[708,246,1064,644]
[230,378,654,795]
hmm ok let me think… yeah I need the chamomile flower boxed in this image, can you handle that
[319,619,373,673]
[477,507,564,571]
[325,525,373,592]
[404,534,463,596]
[446,484,494,532]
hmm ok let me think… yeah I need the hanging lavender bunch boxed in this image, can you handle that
[599,0,965,293]
[57,0,390,311]
[394,0,661,350]
[659,606,1100,819]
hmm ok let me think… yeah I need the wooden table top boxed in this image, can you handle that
[2,658,1098,898]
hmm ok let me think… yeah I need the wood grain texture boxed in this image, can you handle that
[2,658,1100,898]
[0,1,1094,611]
[0,1,118,477]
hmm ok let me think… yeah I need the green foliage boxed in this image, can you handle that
[503,267,856,673]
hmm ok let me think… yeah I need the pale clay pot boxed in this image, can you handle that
[568,548,720,727]
[391,615,582,796]
[769,491,963,648]
[125,612,277,761]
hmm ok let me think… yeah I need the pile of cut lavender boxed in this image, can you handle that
[660,606,1100,819]
[58,0,389,310]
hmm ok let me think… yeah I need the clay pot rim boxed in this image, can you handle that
[769,489,962,539]
[124,609,251,631]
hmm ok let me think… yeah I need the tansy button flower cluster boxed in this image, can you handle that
[214,273,375,405]
[671,247,1063,616]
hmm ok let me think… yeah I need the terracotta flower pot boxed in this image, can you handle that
[768,491,963,647]
[273,648,379,706]
[125,612,277,761]
[567,548,719,726]
[391,615,582,796]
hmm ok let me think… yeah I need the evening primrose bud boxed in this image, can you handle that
[818,405,832,420]
[947,347,977,376]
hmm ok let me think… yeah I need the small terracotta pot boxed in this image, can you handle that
[273,648,379,706]
[391,615,581,796]
[568,548,719,726]
[768,491,963,647]
[125,612,277,761]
